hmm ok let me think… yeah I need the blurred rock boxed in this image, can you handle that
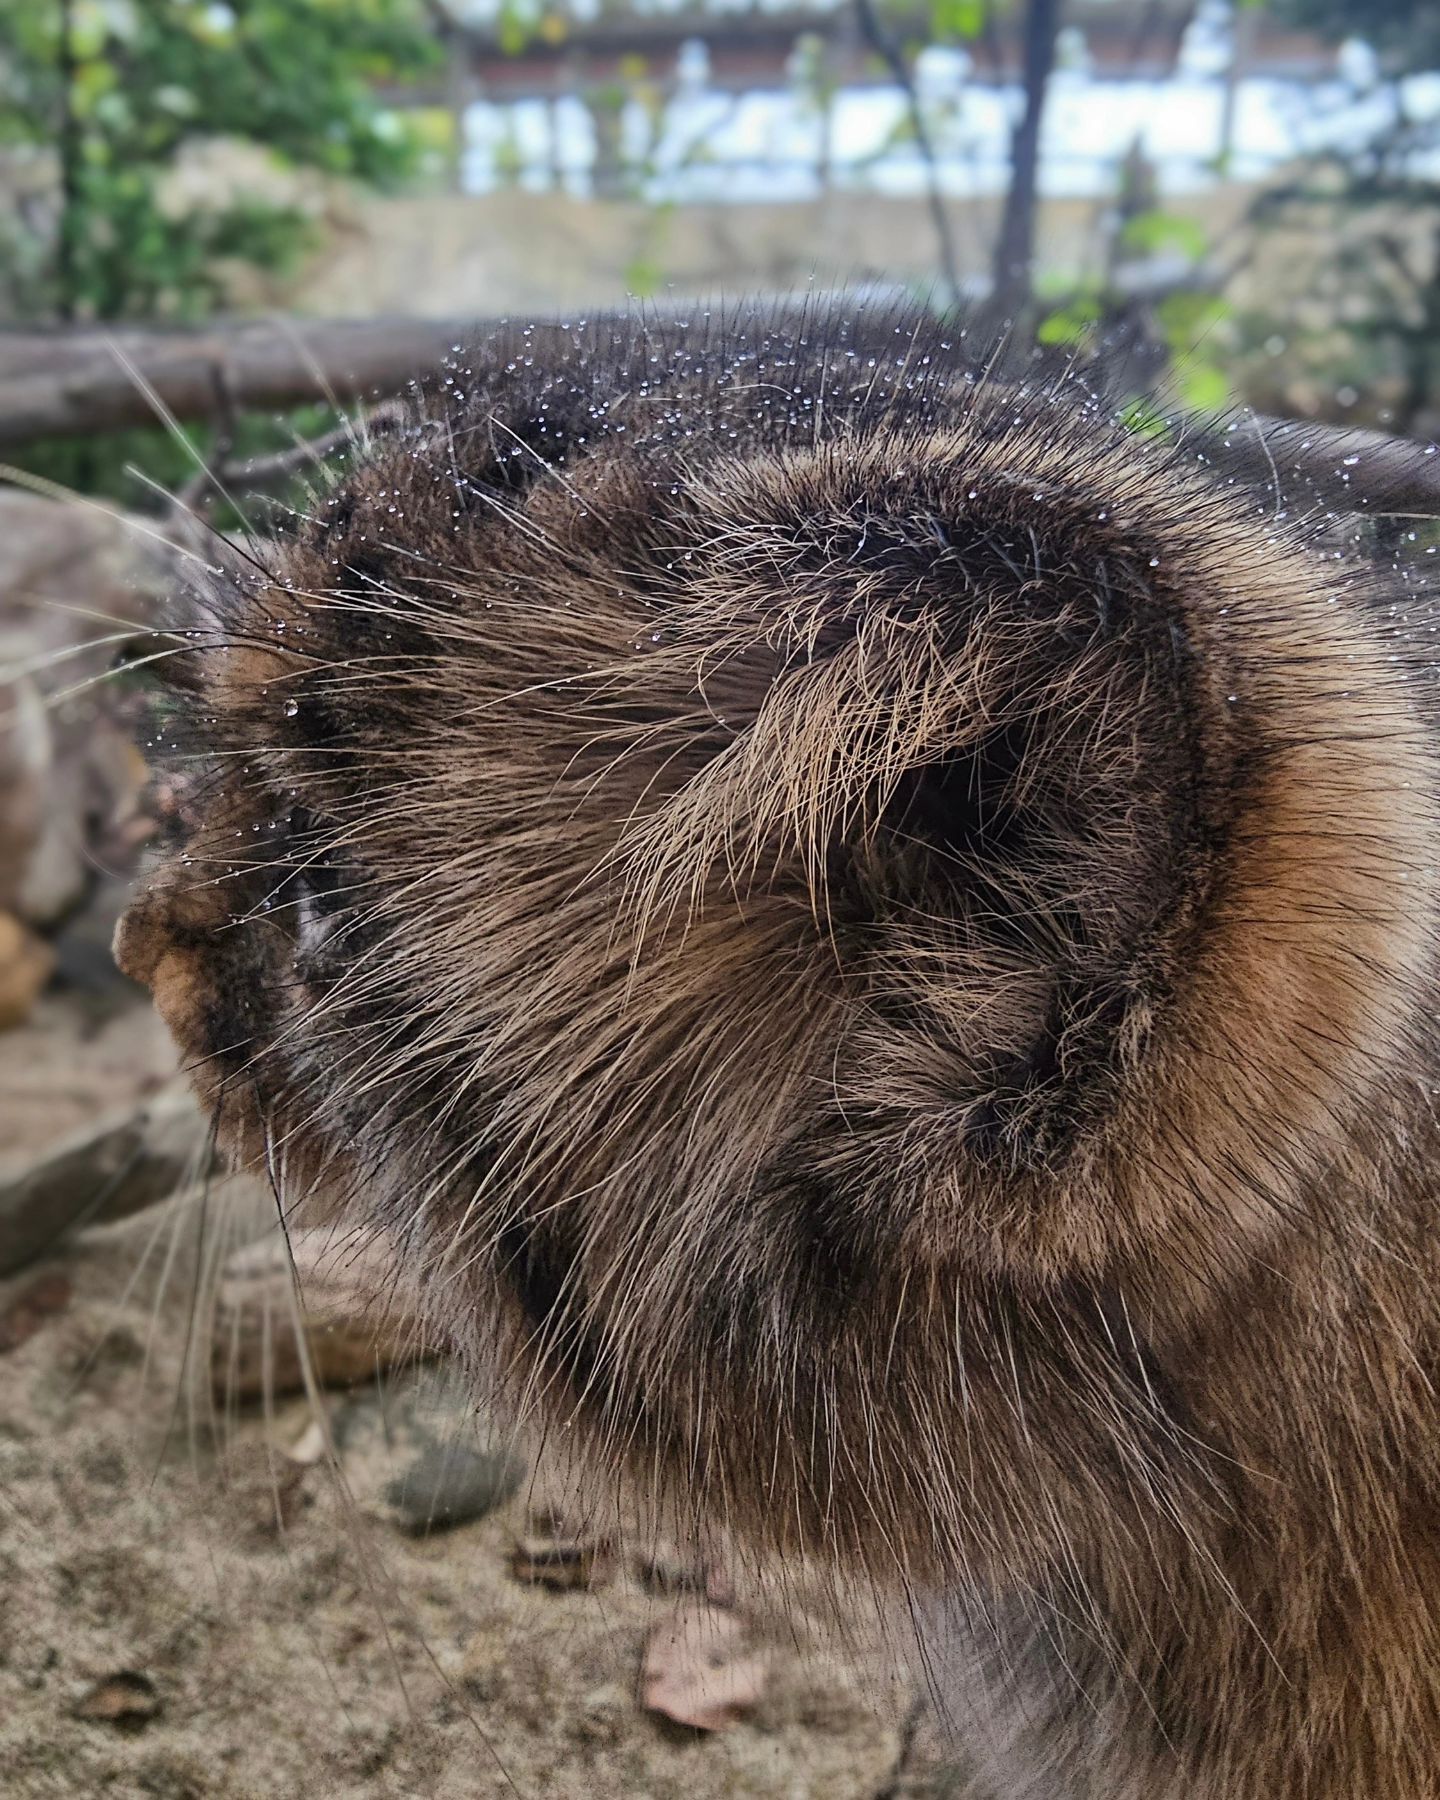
[0,679,45,919]
[0,490,171,939]
[0,991,179,1163]
[0,1089,211,1276]
[330,1364,461,1459]
[385,1440,525,1536]
[0,910,54,1030]
[329,1366,529,1536]
[211,1227,431,1402]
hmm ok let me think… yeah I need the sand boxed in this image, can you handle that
[0,990,959,1800]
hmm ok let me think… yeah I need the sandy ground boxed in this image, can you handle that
[0,984,961,1800]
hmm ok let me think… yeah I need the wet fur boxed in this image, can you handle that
[117,303,1440,1796]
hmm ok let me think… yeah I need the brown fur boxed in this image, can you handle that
[116,303,1440,1796]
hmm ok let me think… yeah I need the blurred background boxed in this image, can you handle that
[0,3,1437,1795]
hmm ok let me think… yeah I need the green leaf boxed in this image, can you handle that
[1120,397,1174,441]
[930,0,986,42]
[1037,296,1101,346]
[1174,364,1230,413]
[624,257,665,298]
[1119,210,1209,264]
[1155,291,1232,350]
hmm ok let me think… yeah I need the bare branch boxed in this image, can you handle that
[853,0,964,311]
[0,316,484,450]
[989,0,1064,319]
[3,316,1438,517]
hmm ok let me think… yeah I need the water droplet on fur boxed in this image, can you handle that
[283,699,300,718]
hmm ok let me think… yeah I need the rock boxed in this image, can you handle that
[211,1227,430,1401]
[0,678,46,918]
[0,993,181,1165]
[329,1368,529,1533]
[331,1365,463,1459]
[0,492,173,932]
[73,1670,161,1730]
[0,910,53,1030]
[287,1417,329,1466]
[385,1440,525,1536]
[0,1088,211,1276]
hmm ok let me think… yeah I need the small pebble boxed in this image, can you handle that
[386,1442,525,1536]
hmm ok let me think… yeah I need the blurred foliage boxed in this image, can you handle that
[4,0,1440,506]
[17,401,346,525]
[1035,121,1235,421]
[929,0,989,42]
[1238,0,1440,430]
[0,0,441,321]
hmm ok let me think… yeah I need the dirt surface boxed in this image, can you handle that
[0,990,957,1800]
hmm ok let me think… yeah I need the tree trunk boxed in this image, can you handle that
[989,0,1065,322]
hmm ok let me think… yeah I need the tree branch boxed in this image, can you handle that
[853,0,965,311]
[989,0,1064,319]
[0,316,484,450]
[3,316,1439,517]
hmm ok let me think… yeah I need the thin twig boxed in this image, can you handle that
[853,0,964,311]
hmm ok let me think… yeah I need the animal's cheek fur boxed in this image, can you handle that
[114,897,267,1178]
[113,788,334,1179]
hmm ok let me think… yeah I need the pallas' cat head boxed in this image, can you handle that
[118,304,1440,1591]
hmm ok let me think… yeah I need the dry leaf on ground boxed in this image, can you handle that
[640,1602,771,1731]
[73,1671,161,1729]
